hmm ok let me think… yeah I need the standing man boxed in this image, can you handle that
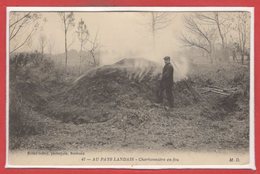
[158,56,174,108]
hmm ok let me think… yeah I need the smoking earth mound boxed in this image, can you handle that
[11,58,249,151]
[43,58,197,124]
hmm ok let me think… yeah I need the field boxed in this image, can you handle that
[9,56,250,152]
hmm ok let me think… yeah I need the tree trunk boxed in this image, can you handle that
[41,46,44,55]
[241,51,244,64]
[151,13,156,60]
[207,52,213,64]
[208,43,214,64]
[91,51,96,66]
[79,42,83,74]
[65,30,68,73]
[215,13,225,49]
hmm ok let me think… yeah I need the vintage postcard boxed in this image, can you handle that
[6,7,255,169]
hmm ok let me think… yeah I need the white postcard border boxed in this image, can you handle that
[5,6,255,169]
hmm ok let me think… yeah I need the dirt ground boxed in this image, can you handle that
[14,104,248,152]
[9,58,250,152]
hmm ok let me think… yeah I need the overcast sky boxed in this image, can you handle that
[28,12,183,63]
[11,11,251,65]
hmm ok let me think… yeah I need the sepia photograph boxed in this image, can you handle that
[6,7,254,168]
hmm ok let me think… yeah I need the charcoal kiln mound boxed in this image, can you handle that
[44,58,198,124]
[56,58,198,106]
[63,58,161,105]
[10,57,250,151]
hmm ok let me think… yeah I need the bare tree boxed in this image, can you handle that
[141,12,174,59]
[180,14,216,63]
[149,12,172,46]
[196,12,232,49]
[224,12,251,64]
[87,31,100,67]
[48,38,55,55]
[38,34,47,56]
[9,12,41,54]
[58,12,75,72]
[236,12,250,64]
[76,18,89,74]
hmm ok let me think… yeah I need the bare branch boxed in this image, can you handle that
[10,29,34,54]
[58,12,75,71]
[180,33,210,53]
[9,12,41,53]
[9,12,31,28]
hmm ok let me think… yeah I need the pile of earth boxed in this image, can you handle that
[9,81,50,149]
[9,57,250,151]
[43,58,198,124]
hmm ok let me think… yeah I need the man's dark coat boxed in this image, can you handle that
[161,63,174,87]
[158,62,174,107]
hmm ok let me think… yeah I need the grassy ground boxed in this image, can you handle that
[12,102,248,152]
[9,58,250,152]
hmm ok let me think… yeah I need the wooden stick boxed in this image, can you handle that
[208,86,238,92]
[209,90,230,96]
[199,88,230,96]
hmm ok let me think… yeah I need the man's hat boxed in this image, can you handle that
[163,56,170,60]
